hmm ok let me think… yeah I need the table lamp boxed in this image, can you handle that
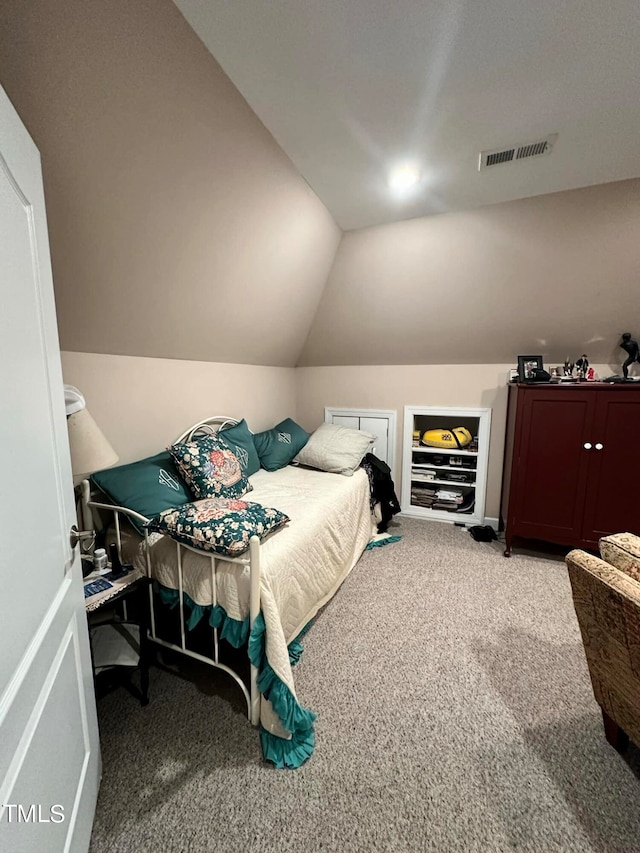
[65,385,118,565]
[67,406,119,480]
[65,385,118,478]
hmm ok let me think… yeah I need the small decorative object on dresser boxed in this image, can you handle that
[517,354,543,382]
[575,353,589,380]
[620,333,640,379]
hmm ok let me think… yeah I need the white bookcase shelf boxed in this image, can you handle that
[401,405,491,526]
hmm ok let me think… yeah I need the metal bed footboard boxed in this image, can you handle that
[81,479,261,726]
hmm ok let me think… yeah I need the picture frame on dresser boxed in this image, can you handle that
[517,354,544,382]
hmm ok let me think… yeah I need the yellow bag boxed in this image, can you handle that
[422,427,472,449]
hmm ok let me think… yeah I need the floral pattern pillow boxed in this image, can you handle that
[146,498,290,557]
[168,435,252,500]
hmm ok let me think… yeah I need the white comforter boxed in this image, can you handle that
[125,465,376,738]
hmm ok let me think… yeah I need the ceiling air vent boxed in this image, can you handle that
[479,133,558,171]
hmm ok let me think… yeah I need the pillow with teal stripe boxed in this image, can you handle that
[91,452,192,535]
[254,418,310,471]
[218,419,260,477]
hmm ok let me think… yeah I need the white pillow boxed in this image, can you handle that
[293,423,375,476]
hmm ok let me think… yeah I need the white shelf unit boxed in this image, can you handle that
[401,406,491,526]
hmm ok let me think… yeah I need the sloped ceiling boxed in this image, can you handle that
[0,0,340,367]
[299,179,640,367]
[2,0,638,371]
[175,0,640,231]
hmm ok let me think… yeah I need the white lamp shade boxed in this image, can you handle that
[67,408,118,477]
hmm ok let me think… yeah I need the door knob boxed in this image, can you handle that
[69,524,95,550]
[595,442,603,450]
[583,442,592,450]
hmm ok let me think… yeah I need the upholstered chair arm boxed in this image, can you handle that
[566,548,640,746]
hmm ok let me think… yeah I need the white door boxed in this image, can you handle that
[0,87,100,852]
[325,407,397,477]
[359,417,390,465]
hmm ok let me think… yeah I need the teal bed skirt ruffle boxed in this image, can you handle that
[158,585,315,768]
[248,612,317,768]
[365,534,402,550]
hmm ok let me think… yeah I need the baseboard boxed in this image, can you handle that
[398,512,499,531]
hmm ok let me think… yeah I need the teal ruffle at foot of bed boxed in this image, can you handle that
[158,585,316,768]
[365,534,402,550]
[248,612,317,768]
[259,725,315,769]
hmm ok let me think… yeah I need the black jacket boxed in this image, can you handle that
[363,453,401,533]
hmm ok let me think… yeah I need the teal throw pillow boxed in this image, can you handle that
[253,418,310,471]
[147,498,290,557]
[91,452,192,535]
[218,419,260,477]
[168,435,252,500]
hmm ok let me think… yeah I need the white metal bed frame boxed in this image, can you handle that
[82,417,261,726]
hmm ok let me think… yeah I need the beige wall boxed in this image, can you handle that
[0,0,340,367]
[295,363,611,520]
[64,351,614,518]
[299,179,640,367]
[61,352,296,465]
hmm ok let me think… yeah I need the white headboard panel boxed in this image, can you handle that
[174,416,239,444]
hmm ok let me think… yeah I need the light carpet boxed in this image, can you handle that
[89,518,640,853]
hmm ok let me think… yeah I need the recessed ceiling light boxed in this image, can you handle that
[387,162,422,194]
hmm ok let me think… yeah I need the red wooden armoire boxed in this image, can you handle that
[501,382,640,555]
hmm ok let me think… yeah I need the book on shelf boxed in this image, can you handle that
[434,488,463,501]
[410,484,436,507]
[411,498,436,508]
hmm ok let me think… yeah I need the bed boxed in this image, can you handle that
[84,417,377,768]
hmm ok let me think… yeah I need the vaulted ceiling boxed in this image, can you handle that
[2,0,639,371]
[175,0,640,230]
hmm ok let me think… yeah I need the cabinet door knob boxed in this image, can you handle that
[583,442,592,450]
[595,442,604,450]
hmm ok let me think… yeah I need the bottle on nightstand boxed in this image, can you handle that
[108,544,130,579]
[93,548,108,571]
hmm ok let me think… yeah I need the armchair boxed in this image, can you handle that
[566,533,640,752]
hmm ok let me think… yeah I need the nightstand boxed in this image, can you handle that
[85,571,151,705]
